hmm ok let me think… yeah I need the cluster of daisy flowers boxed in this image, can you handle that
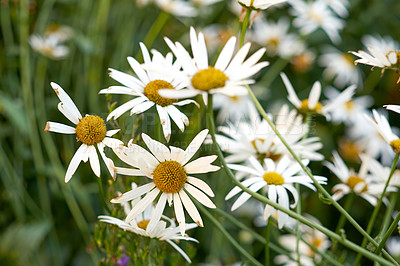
[42,0,400,264]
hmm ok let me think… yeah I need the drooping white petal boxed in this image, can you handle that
[179,190,203,227]
[125,188,160,222]
[65,144,88,182]
[44,121,76,134]
[50,82,82,124]
[173,193,186,236]
[147,193,167,234]
[156,105,172,142]
[186,176,214,197]
[111,183,155,203]
[184,183,215,208]
[88,145,101,177]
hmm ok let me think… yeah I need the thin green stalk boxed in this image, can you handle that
[376,211,400,255]
[97,176,111,214]
[245,85,398,265]
[239,8,251,48]
[335,193,355,234]
[206,93,396,266]
[295,183,301,266]
[195,202,263,266]
[355,153,400,265]
[137,10,170,59]
[379,193,398,236]
[265,219,271,266]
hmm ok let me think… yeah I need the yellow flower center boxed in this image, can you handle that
[75,115,107,146]
[390,139,400,154]
[299,99,323,113]
[347,175,368,192]
[191,67,228,91]
[291,53,313,73]
[143,80,177,107]
[338,140,360,162]
[263,171,284,185]
[345,100,354,111]
[137,220,150,230]
[153,161,187,193]
[342,53,355,65]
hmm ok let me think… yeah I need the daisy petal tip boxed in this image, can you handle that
[44,122,50,132]
[195,220,203,227]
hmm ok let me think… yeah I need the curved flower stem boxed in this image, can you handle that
[265,219,271,266]
[206,93,396,266]
[244,85,398,265]
[239,8,251,48]
[195,202,263,266]
[354,153,400,265]
[376,211,400,255]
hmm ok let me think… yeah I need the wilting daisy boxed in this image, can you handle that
[324,151,395,206]
[215,104,323,163]
[289,0,344,44]
[280,72,356,119]
[275,216,331,265]
[319,46,362,88]
[111,129,219,235]
[160,27,269,99]
[100,43,198,142]
[350,35,400,77]
[99,186,198,263]
[226,156,327,228]
[365,109,400,154]
[250,18,305,59]
[323,85,372,125]
[237,0,287,10]
[44,82,123,182]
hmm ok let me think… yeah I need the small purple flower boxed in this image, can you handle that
[117,254,129,266]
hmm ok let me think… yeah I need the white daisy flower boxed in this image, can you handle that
[366,156,400,189]
[237,0,287,10]
[226,156,327,228]
[324,152,395,206]
[100,43,198,142]
[386,237,400,260]
[322,0,349,18]
[323,85,372,125]
[29,34,69,60]
[213,94,253,124]
[99,187,198,263]
[275,216,331,265]
[350,35,400,73]
[44,82,123,182]
[111,129,219,235]
[280,72,356,119]
[289,0,345,44]
[319,47,363,88]
[365,109,400,154]
[160,27,269,99]
[250,18,305,59]
[215,104,323,163]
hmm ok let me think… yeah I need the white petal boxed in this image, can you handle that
[184,155,219,174]
[125,188,160,222]
[165,105,187,132]
[280,73,301,108]
[108,68,145,90]
[141,133,171,162]
[181,129,209,165]
[166,239,192,263]
[111,183,155,203]
[173,193,186,236]
[50,82,82,124]
[159,89,199,99]
[215,37,236,71]
[184,183,215,208]
[156,105,172,142]
[88,145,101,177]
[106,97,147,121]
[308,81,321,109]
[186,176,214,197]
[98,142,116,179]
[179,190,203,227]
[147,193,167,233]
[44,121,76,134]
[65,144,88,182]
[130,101,155,115]
[106,129,120,137]
[170,146,186,163]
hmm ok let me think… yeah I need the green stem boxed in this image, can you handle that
[380,193,398,236]
[206,93,396,266]
[245,85,398,265]
[355,153,400,265]
[335,193,355,234]
[195,202,263,266]
[239,8,251,48]
[376,211,400,255]
[97,177,111,214]
[265,219,271,266]
[141,10,169,54]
